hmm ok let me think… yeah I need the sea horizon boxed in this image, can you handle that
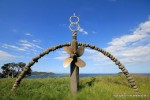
[27,73,150,79]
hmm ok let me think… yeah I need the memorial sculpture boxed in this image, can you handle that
[12,14,138,93]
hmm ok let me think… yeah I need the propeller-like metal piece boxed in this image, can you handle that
[63,46,86,68]
[75,58,86,67]
[76,46,85,57]
[63,58,73,68]
[64,47,73,55]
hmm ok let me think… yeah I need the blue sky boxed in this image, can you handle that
[0,0,150,73]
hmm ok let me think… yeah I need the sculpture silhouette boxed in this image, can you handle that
[12,14,139,93]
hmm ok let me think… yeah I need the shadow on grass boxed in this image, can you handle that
[79,77,96,91]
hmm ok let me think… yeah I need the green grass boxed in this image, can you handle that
[0,75,150,100]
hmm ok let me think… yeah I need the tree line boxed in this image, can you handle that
[0,62,31,78]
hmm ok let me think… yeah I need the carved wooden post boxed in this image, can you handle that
[70,31,79,93]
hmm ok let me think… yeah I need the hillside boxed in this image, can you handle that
[31,71,55,76]
[0,75,149,100]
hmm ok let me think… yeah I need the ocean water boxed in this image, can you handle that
[27,73,150,79]
[27,73,116,79]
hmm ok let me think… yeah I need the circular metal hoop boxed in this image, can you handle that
[69,23,80,32]
[69,16,80,24]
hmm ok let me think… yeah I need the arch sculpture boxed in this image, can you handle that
[12,14,139,93]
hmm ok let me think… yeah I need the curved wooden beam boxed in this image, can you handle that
[11,43,71,91]
[78,42,139,92]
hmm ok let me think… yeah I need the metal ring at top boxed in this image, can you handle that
[69,16,80,24]
[69,23,80,32]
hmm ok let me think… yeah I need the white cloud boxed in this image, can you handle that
[19,40,43,49]
[2,40,43,54]
[94,61,114,66]
[85,49,96,54]
[0,50,16,60]
[54,56,68,60]
[25,33,32,36]
[32,40,41,43]
[54,49,68,60]
[83,48,110,63]
[54,18,150,67]
[106,19,150,64]
[79,28,88,35]
[2,44,26,51]
[109,20,150,46]
[84,19,150,65]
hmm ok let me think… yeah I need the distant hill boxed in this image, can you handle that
[31,71,55,76]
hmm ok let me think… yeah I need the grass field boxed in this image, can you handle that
[0,75,150,100]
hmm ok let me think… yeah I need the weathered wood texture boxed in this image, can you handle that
[70,31,79,93]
